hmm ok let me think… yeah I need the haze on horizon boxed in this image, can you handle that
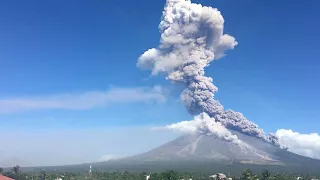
[0,0,320,167]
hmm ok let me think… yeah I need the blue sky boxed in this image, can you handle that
[0,0,320,166]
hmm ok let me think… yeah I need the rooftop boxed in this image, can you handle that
[0,175,14,180]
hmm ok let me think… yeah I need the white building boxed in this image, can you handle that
[209,173,227,179]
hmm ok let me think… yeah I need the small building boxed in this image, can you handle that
[0,175,15,180]
[209,173,227,180]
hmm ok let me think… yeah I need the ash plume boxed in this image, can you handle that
[215,110,266,140]
[267,133,281,147]
[163,112,242,145]
[137,0,278,145]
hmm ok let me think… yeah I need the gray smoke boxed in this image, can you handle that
[267,133,281,147]
[163,112,243,145]
[215,110,266,140]
[137,0,279,145]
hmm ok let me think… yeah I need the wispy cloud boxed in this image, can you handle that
[275,129,320,159]
[0,86,166,114]
[99,154,119,162]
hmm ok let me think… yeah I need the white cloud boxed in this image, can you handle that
[275,129,320,159]
[0,86,166,114]
[99,154,119,162]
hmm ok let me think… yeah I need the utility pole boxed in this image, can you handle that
[89,165,92,180]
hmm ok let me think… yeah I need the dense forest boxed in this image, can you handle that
[1,165,319,180]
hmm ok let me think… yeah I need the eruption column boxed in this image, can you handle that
[138,0,277,143]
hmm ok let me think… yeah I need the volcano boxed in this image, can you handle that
[93,130,320,173]
[123,130,316,165]
[30,130,320,174]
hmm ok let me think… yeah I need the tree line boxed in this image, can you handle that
[1,165,319,180]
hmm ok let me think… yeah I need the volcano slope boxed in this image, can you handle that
[93,130,320,174]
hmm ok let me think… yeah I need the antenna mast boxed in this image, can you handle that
[89,165,92,180]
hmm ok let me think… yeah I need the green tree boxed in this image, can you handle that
[150,172,162,180]
[261,169,271,180]
[161,170,179,180]
[272,173,290,180]
[0,167,3,174]
[11,165,21,175]
[241,169,258,180]
[5,165,25,180]
[38,171,47,180]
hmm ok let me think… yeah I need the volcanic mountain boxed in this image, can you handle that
[25,130,320,174]
[93,130,320,173]
[121,130,315,165]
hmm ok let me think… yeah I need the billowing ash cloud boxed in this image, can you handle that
[137,0,272,143]
[215,110,266,140]
[267,133,282,147]
[138,0,236,119]
[274,129,320,159]
[162,112,242,145]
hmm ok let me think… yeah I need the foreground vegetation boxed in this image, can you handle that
[1,165,319,180]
